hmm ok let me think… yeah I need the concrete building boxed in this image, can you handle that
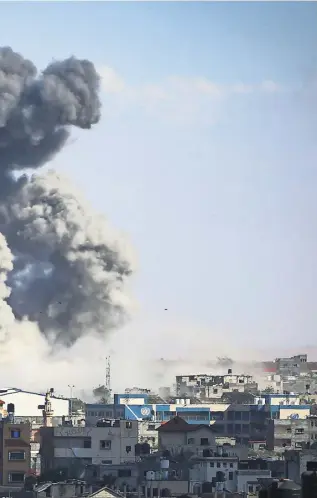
[157,416,216,455]
[40,419,138,476]
[266,415,317,452]
[176,371,257,399]
[190,455,271,493]
[275,354,307,379]
[260,374,283,394]
[138,421,160,449]
[156,416,248,459]
[0,420,31,486]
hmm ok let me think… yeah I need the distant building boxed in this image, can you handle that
[0,419,31,486]
[267,415,317,452]
[275,354,308,379]
[176,370,258,399]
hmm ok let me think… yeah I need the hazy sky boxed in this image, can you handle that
[1,2,317,393]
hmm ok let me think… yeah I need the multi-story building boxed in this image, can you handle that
[138,420,161,449]
[190,455,271,493]
[0,420,31,486]
[40,419,138,476]
[275,354,307,378]
[266,415,317,452]
[157,416,247,459]
[86,392,311,449]
[176,370,257,399]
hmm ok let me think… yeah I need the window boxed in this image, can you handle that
[10,429,20,439]
[209,462,214,467]
[148,424,155,430]
[101,460,112,464]
[229,472,233,480]
[126,446,131,453]
[8,451,25,461]
[100,440,111,450]
[230,463,233,468]
[8,472,25,483]
[188,438,195,445]
[200,438,209,446]
[213,388,218,394]
[223,462,227,468]
[83,439,91,449]
[248,486,254,493]
[216,462,221,468]
[126,421,132,429]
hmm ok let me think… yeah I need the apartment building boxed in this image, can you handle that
[0,420,31,486]
[190,455,271,493]
[267,415,317,452]
[40,419,138,476]
[176,370,257,399]
[157,416,247,459]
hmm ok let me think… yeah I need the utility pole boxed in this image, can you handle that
[68,384,75,418]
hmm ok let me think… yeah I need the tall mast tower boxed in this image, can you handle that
[105,356,111,400]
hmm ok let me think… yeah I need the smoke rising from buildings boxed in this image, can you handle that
[0,46,135,348]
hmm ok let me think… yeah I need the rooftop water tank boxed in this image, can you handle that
[302,471,317,498]
[272,480,301,498]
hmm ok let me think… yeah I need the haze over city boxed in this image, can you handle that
[0,1,316,396]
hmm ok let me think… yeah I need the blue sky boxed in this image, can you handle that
[2,2,317,388]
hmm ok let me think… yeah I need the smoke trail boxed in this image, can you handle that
[0,47,135,348]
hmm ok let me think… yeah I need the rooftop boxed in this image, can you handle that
[157,416,215,433]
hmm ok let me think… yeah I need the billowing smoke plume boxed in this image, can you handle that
[0,47,134,348]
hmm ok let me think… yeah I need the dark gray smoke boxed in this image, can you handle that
[0,47,135,347]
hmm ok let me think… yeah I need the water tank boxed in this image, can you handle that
[272,480,301,498]
[146,471,155,481]
[161,459,169,470]
[302,471,317,498]
[7,403,14,413]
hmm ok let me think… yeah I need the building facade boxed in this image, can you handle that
[176,371,257,399]
[266,415,317,452]
[0,420,31,486]
[189,456,271,493]
[40,419,138,476]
